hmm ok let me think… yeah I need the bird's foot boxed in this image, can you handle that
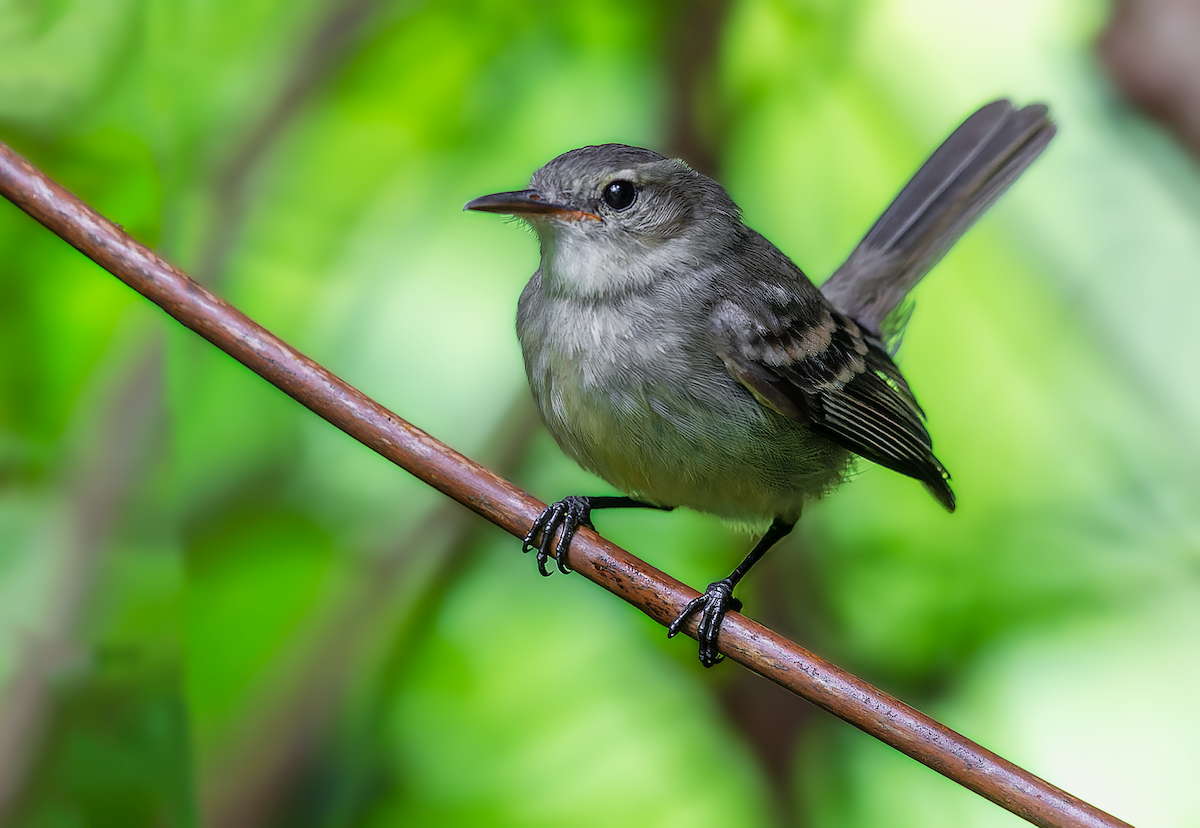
[522,496,595,576]
[667,578,744,667]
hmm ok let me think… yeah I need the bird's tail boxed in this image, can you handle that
[821,100,1055,345]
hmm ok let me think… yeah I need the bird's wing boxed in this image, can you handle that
[710,297,955,510]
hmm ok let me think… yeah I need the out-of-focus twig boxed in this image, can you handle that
[0,4,386,820]
[194,0,382,289]
[0,341,166,819]
[660,0,733,177]
[0,139,1133,828]
[658,2,817,820]
[1099,0,1200,158]
[199,392,540,828]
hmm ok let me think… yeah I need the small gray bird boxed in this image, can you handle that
[466,100,1055,666]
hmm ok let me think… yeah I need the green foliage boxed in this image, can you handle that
[2,0,1198,826]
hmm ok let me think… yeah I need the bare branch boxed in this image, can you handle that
[0,139,1133,828]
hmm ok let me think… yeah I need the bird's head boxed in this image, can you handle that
[466,144,741,297]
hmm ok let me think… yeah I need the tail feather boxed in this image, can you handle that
[821,100,1055,343]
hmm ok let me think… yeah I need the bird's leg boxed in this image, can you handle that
[668,518,795,667]
[524,495,671,576]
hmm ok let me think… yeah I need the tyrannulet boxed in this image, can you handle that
[466,100,1054,666]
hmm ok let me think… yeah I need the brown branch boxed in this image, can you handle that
[0,139,1133,828]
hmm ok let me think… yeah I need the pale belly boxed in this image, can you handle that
[528,343,849,527]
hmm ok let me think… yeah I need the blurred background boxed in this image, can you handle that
[2,0,1198,825]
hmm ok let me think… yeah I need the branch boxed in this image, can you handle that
[0,139,1132,828]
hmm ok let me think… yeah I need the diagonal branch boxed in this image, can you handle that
[0,140,1132,828]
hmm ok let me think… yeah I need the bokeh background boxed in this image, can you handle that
[2,0,1198,825]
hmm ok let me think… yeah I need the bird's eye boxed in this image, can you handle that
[602,180,637,211]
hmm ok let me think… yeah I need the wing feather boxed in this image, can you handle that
[712,298,955,511]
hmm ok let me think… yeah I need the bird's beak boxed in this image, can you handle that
[464,190,600,222]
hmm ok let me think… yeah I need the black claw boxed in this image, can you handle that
[667,578,739,667]
[522,496,594,576]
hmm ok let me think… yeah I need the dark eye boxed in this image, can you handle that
[602,180,637,211]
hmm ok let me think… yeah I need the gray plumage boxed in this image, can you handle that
[514,145,854,526]
[466,100,1054,664]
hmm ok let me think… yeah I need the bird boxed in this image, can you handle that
[465,100,1055,666]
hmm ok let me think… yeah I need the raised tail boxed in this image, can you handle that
[821,100,1055,344]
